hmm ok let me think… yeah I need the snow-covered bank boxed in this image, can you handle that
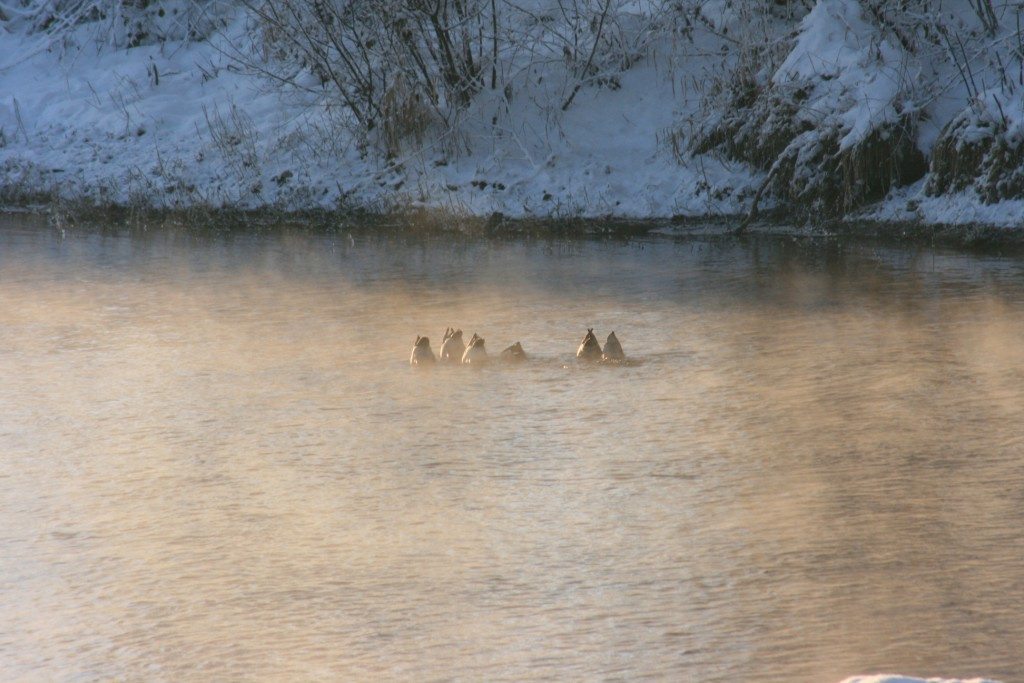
[3,0,1024,231]
[0,0,754,218]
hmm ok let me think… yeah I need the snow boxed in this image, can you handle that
[972,89,1024,144]
[773,0,907,151]
[839,677,1001,683]
[863,179,1024,227]
[0,0,1023,230]
[0,5,751,218]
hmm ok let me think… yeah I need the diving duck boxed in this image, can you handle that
[409,335,436,365]
[439,327,465,363]
[602,331,625,361]
[461,335,489,365]
[576,328,603,361]
[500,341,527,362]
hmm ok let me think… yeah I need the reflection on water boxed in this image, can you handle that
[1,214,1023,682]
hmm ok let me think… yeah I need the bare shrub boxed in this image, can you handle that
[236,0,490,144]
[560,0,661,110]
[232,0,672,158]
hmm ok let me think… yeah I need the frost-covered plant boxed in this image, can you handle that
[916,0,1024,202]
[236,0,669,158]
[553,0,667,109]
[928,89,1024,202]
[0,158,60,204]
[0,0,231,53]
[203,101,260,181]
[686,0,928,218]
[679,0,807,164]
[237,0,491,154]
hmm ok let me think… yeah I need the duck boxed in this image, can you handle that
[461,335,489,365]
[500,341,527,362]
[409,335,436,365]
[601,331,625,361]
[438,327,465,363]
[576,328,603,361]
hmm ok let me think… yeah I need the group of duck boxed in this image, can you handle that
[410,327,625,366]
[409,328,524,366]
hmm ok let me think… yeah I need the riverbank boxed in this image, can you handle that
[5,1,1024,236]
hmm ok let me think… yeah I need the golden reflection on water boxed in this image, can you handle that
[1,219,1023,682]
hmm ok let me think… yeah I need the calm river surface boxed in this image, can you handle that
[2,213,1023,682]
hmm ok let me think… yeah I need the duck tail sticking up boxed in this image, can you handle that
[576,328,602,361]
[602,331,625,361]
[410,335,436,365]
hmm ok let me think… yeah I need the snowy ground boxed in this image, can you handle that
[0,6,753,219]
[863,181,1024,228]
[840,677,1001,683]
[1,0,1023,230]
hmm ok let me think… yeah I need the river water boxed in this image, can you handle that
[1,213,1022,682]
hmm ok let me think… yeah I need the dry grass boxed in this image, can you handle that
[689,77,926,218]
[927,114,1024,203]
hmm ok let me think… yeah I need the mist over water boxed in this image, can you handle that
[2,215,1023,682]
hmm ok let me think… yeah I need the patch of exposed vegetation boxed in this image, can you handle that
[686,1,928,222]
[692,88,926,221]
[0,159,61,206]
[927,107,1024,203]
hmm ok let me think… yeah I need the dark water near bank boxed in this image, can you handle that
[2,214,1023,682]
